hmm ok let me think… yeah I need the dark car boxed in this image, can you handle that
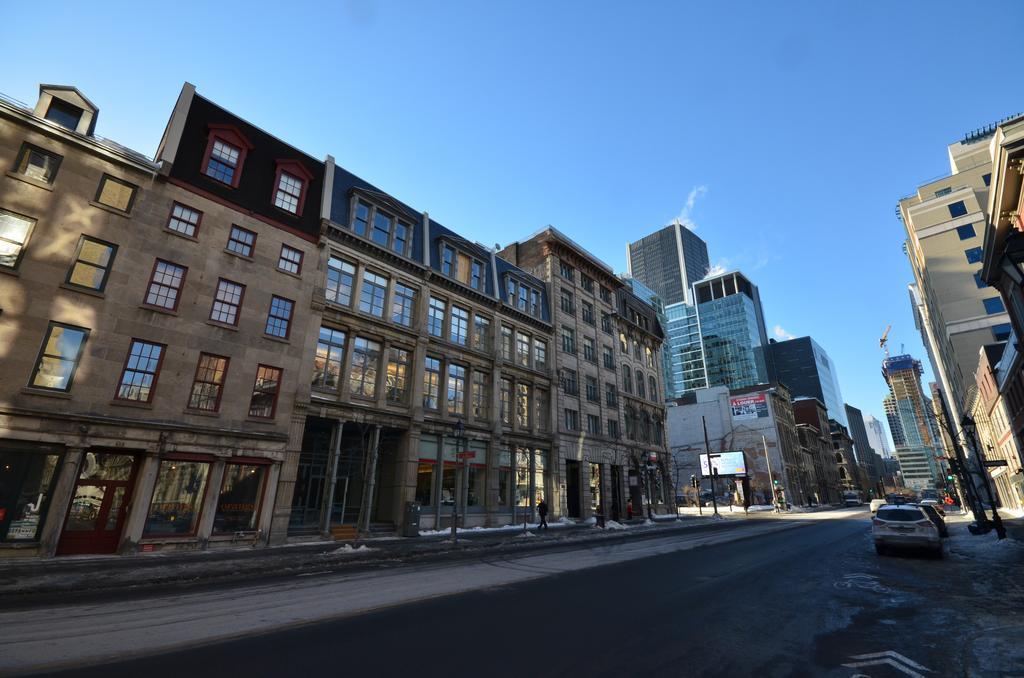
[916,503,948,538]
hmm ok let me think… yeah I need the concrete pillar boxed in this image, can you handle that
[391,427,420,532]
[195,459,226,549]
[119,452,161,554]
[258,461,282,546]
[36,447,85,558]
[269,410,307,544]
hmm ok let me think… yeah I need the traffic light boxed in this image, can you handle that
[773,478,779,486]
[946,473,954,482]
[690,474,698,488]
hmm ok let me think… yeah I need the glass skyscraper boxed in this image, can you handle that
[664,301,707,397]
[769,336,849,429]
[694,271,770,389]
[627,221,709,306]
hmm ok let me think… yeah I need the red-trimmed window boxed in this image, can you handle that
[278,245,303,275]
[226,225,256,257]
[188,353,229,412]
[272,160,313,216]
[166,202,202,237]
[210,278,245,326]
[265,296,294,339]
[144,259,187,311]
[248,365,282,418]
[115,339,165,403]
[200,124,253,189]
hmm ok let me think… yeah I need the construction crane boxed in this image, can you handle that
[879,325,892,358]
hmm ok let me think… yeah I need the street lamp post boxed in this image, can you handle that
[961,415,1006,540]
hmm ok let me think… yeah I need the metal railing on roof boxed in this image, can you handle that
[961,113,1024,144]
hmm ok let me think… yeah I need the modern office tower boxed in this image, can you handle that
[769,337,849,429]
[693,270,770,390]
[882,354,946,490]
[664,301,708,397]
[898,125,1011,424]
[627,221,709,306]
[863,414,893,459]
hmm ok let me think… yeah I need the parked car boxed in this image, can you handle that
[869,499,886,514]
[872,504,942,557]
[916,503,949,538]
[919,498,945,517]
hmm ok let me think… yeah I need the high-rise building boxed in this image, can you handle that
[769,336,848,429]
[693,271,770,390]
[627,221,709,306]
[882,354,946,490]
[664,301,708,397]
[863,414,893,459]
[899,126,1011,425]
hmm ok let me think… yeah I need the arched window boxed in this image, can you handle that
[636,370,646,399]
[648,376,657,401]
[640,412,651,442]
[624,406,635,440]
[835,452,844,464]
[622,366,632,393]
[645,346,655,368]
[839,467,848,479]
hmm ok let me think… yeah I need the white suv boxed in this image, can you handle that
[872,504,942,557]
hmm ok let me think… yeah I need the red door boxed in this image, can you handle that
[57,453,137,555]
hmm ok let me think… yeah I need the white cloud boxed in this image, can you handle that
[670,185,708,231]
[703,258,729,279]
[773,325,796,341]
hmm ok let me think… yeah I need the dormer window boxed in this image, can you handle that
[275,171,302,213]
[207,139,241,184]
[505,276,542,318]
[441,243,485,291]
[272,160,313,217]
[348,199,411,255]
[200,124,253,189]
[44,99,83,131]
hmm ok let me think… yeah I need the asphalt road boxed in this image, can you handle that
[21,509,1024,678]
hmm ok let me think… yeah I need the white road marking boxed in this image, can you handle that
[843,650,932,677]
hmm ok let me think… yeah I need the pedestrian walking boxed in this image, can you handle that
[626,499,634,520]
[537,498,549,529]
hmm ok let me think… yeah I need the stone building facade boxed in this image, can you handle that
[499,228,673,520]
[0,84,321,557]
[792,398,843,505]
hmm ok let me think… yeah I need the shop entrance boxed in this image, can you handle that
[610,465,623,521]
[565,460,581,518]
[57,452,138,555]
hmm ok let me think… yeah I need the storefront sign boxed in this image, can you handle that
[699,451,747,476]
[730,393,768,421]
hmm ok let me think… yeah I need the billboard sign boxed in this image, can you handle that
[699,451,747,476]
[730,393,768,420]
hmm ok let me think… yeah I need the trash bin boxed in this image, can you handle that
[402,501,421,537]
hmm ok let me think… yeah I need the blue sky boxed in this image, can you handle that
[6,0,1023,448]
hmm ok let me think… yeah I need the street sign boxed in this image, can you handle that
[455,451,476,460]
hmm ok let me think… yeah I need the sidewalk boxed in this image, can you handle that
[0,513,744,605]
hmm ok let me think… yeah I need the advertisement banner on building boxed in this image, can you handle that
[699,451,747,476]
[730,393,768,420]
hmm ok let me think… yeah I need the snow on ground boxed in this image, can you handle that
[948,525,1024,561]
[331,544,374,554]
[418,521,572,536]
[748,505,776,512]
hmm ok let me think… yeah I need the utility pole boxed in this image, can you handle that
[703,416,718,517]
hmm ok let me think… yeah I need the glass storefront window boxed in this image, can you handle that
[416,462,434,506]
[466,466,485,507]
[213,464,265,533]
[0,451,60,542]
[590,462,602,512]
[79,452,134,480]
[515,449,531,507]
[144,460,210,535]
[534,449,548,504]
[441,465,457,506]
